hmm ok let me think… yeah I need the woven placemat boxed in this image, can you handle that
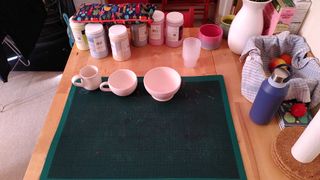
[272,126,320,180]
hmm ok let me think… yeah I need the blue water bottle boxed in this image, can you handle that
[249,68,290,125]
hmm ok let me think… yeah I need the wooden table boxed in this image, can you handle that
[24,28,288,180]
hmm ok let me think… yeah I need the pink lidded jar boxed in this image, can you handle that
[148,10,165,46]
[165,12,184,48]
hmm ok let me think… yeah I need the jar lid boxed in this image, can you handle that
[166,12,184,24]
[109,25,128,38]
[85,23,104,35]
[271,68,290,83]
[69,16,85,28]
[152,10,164,22]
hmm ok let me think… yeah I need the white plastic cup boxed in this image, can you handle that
[166,12,184,47]
[85,23,108,59]
[69,17,89,50]
[182,37,201,68]
[149,10,165,46]
[109,25,131,61]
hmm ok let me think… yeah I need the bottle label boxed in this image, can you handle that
[93,36,107,53]
[150,24,161,40]
[121,38,131,58]
[111,38,130,59]
[178,26,183,41]
[73,30,88,47]
[110,41,120,57]
[138,26,147,41]
[166,26,179,42]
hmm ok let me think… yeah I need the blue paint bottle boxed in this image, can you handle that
[249,68,290,125]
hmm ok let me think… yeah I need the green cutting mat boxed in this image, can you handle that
[41,75,246,180]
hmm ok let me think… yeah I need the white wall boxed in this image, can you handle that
[299,0,320,58]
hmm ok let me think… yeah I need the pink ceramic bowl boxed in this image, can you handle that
[198,24,223,50]
[143,67,181,102]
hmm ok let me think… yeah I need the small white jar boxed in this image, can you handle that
[69,17,89,50]
[109,25,131,61]
[166,12,184,48]
[85,23,108,59]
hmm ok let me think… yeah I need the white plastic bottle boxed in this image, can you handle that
[149,10,164,46]
[109,25,131,61]
[69,17,89,50]
[85,23,108,59]
[166,12,184,48]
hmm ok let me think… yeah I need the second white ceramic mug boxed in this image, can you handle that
[100,69,137,96]
[71,65,102,90]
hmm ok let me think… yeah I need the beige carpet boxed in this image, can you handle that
[0,71,62,180]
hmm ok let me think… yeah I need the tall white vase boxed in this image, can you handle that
[228,0,271,55]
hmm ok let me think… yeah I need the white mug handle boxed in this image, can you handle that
[71,75,84,87]
[100,81,111,92]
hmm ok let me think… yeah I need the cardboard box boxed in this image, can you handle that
[289,0,311,34]
[291,0,311,22]
[293,0,312,10]
[291,9,309,22]
[263,0,296,35]
[289,22,302,34]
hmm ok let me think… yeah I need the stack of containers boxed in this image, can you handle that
[68,9,185,61]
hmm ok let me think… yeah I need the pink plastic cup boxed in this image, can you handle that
[198,24,223,50]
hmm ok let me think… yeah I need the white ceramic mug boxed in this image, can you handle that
[71,65,102,90]
[100,69,137,96]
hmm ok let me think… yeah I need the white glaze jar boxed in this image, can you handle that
[69,17,89,50]
[165,12,184,48]
[85,23,108,59]
[149,10,165,46]
[109,25,131,61]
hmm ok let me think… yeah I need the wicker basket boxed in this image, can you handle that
[240,31,320,109]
